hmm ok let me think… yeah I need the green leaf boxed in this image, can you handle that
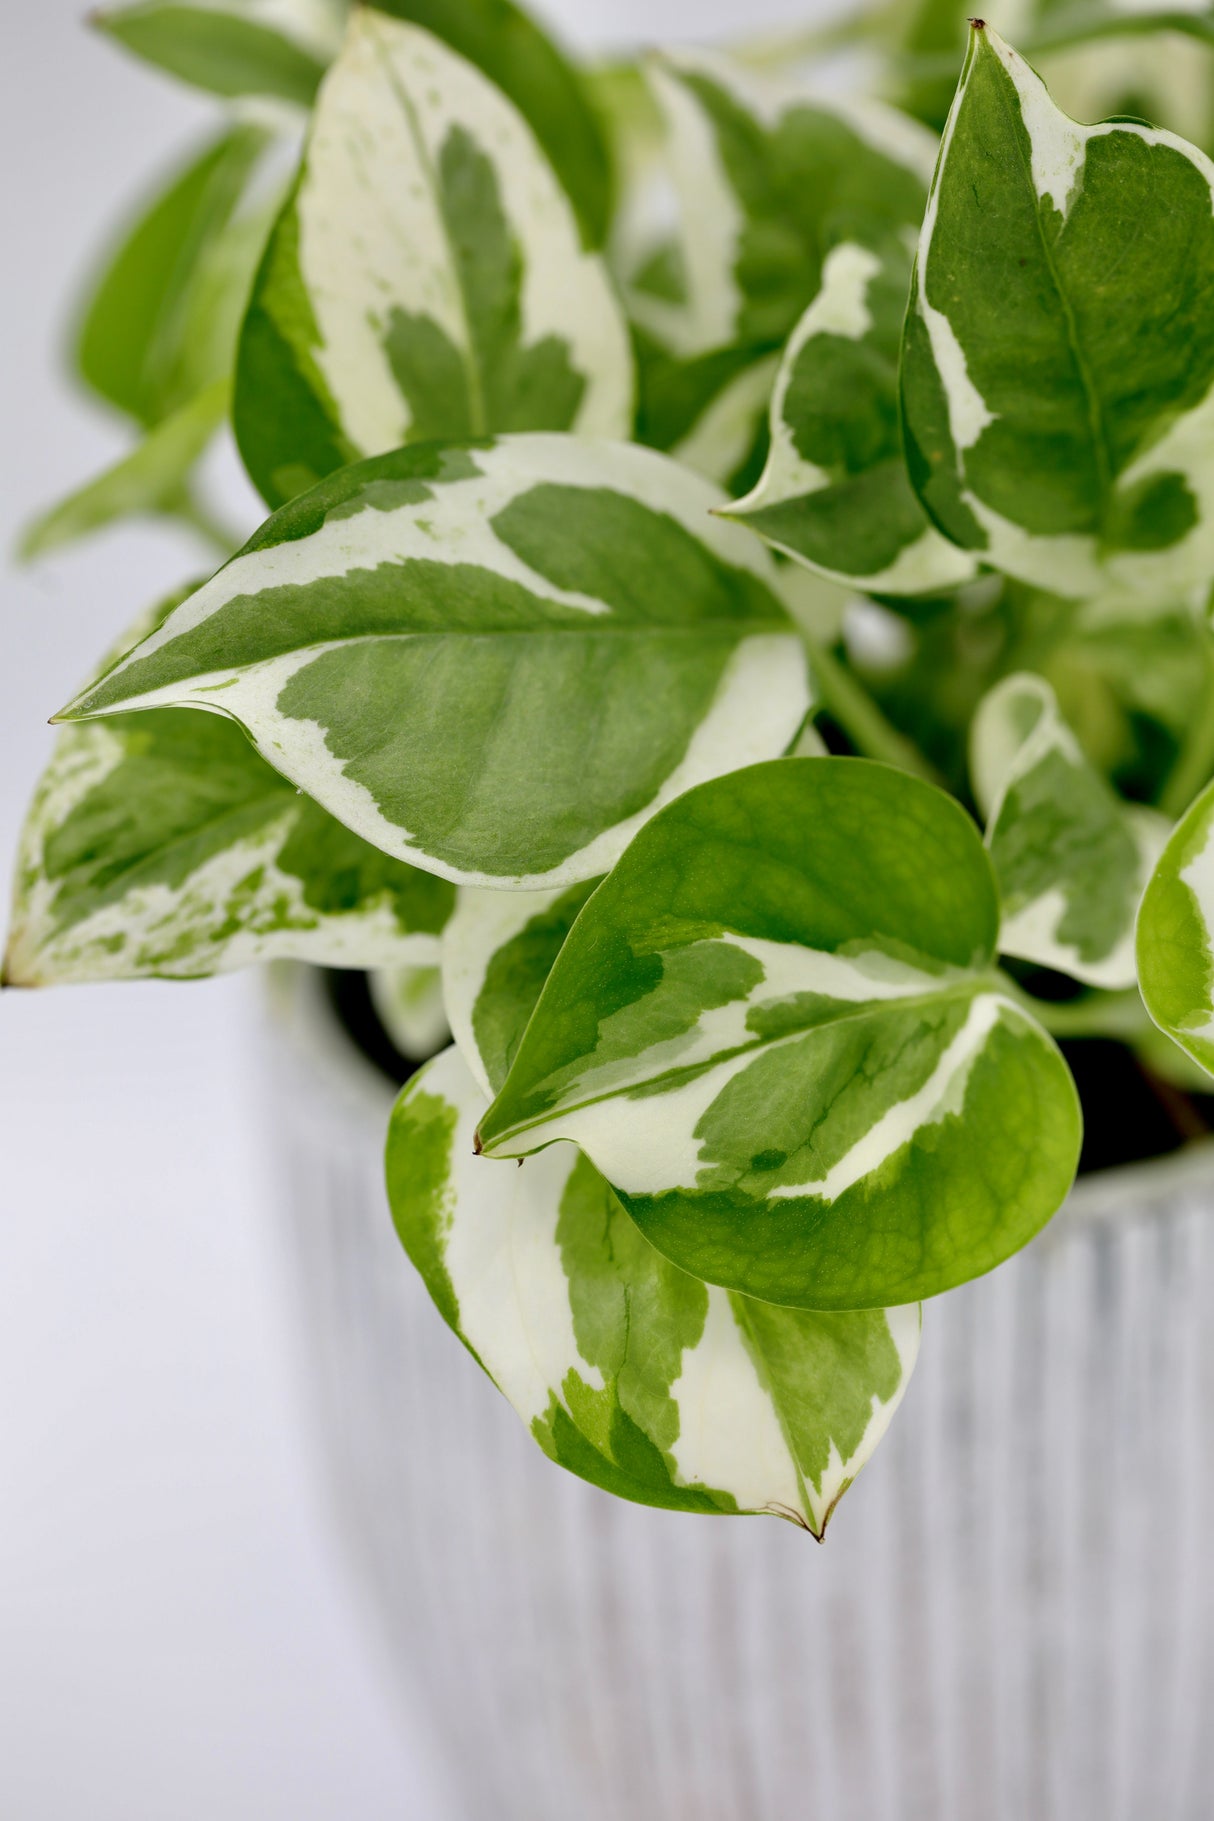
[94,0,344,105]
[632,333,777,494]
[56,436,813,890]
[901,23,1214,600]
[479,757,1081,1311]
[18,382,229,561]
[1137,776,1214,1078]
[234,10,632,509]
[633,46,936,360]
[373,0,613,249]
[4,701,452,985]
[442,879,599,1096]
[724,238,975,594]
[77,124,272,430]
[972,672,1165,988]
[387,1043,921,1535]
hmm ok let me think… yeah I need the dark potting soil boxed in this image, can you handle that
[323,970,1214,1179]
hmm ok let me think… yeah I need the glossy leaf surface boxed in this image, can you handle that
[972,672,1164,989]
[235,10,630,507]
[902,24,1214,599]
[480,758,1081,1310]
[726,239,975,594]
[58,437,811,890]
[388,1043,921,1534]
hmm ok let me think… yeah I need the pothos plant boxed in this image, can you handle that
[13,0,1214,1538]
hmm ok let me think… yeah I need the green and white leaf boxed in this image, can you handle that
[234,10,632,508]
[373,0,613,250]
[902,23,1214,601]
[58,436,812,891]
[1137,775,1214,1077]
[631,335,776,495]
[442,879,599,1097]
[479,757,1081,1312]
[8,590,452,985]
[388,1043,921,1535]
[632,46,936,360]
[725,239,976,594]
[76,123,275,430]
[94,0,346,105]
[370,962,449,1060]
[972,672,1166,987]
[18,383,229,562]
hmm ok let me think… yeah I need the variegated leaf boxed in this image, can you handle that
[442,880,598,1098]
[633,336,779,494]
[442,727,830,1097]
[57,437,812,891]
[94,0,346,105]
[479,757,1081,1311]
[725,239,976,594]
[902,22,1214,601]
[235,10,632,508]
[632,46,937,361]
[388,1043,921,1535]
[972,672,1166,988]
[4,706,452,987]
[374,0,613,250]
[1138,776,1214,1077]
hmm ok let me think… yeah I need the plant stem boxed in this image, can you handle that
[803,634,945,786]
[995,975,1149,1043]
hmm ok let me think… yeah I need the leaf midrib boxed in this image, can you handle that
[988,50,1115,512]
[483,972,1010,1151]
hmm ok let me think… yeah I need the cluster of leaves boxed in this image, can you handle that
[14,0,1214,1535]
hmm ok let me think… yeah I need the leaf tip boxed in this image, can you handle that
[968,15,987,28]
[472,1129,484,1156]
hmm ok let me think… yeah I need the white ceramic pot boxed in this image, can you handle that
[263,967,1214,1821]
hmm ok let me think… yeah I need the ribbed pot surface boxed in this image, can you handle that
[264,973,1214,1821]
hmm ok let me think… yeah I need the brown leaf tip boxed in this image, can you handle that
[969,16,986,28]
[472,1131,484,1155]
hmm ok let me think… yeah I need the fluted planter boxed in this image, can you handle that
[263,965,1214,1821]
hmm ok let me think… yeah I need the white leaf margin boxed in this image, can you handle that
[396,1043,921,1536]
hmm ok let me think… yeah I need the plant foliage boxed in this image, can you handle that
[15,1,1214,1531]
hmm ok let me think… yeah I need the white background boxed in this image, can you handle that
[1,1,833,1815]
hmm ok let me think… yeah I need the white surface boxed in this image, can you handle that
[0,2,837,1817]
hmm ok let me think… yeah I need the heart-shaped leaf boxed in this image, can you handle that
[235,10,632,507]
[56,437,812,891]
[634,47,936,359]
[724,239,975,594]
[479,757,1081,1310]
[902,23,1214,600]
[387,1043,921,1535]
[972,672,1166,988]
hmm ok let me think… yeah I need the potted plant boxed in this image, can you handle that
[13,0,1214,1811]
